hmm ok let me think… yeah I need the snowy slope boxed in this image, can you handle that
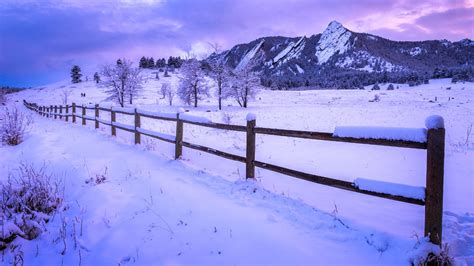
[1,76,474,264]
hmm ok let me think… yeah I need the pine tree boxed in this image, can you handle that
[70,65,82,83]
[148,57,155,68]
[116,59,123,65]
[139,57,147,68]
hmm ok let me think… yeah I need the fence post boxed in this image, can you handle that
[424,116,445,246]
[42,106,46,117]
[54,105,58,119]
[72,103,76,123]
[50,105,53,118]
[95,104,99,129]
[246,113,256,179]
[65,105,69,122]
[82,105,86,125]
[134,108,141,144]
[39,106,42,116]
[111,107,116,136]
[59,105,63,120]
[175,111,183,159]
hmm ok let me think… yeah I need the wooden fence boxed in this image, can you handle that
[23,100,445,246]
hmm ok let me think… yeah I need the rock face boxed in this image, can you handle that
[207,21,474,89]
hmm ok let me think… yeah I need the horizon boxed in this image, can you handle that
[1,0,473,87]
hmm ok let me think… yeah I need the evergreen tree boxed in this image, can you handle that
[148,57,155,68]
[70,65,82,84]
[116,59,123,65]
[139,56,147,68]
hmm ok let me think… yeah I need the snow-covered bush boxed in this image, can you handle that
[408,236,453,266]
[1,107,32,146]
[387,84,394,90]
[221,112,234,125]
[1,164,63,250]
[371,83,380,90]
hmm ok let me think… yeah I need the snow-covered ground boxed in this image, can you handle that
[1,72,473,265]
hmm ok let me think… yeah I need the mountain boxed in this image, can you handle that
[207,21,474,89]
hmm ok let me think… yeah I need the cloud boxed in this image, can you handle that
[0,0,472,86]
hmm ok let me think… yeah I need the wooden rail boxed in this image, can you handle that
[22,100,445,246]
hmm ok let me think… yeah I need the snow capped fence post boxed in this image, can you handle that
[54,105,57,119]
[82,105,86,125]
[95,104,99,129]
[72,103,76,123]
[65,105,69,122]
[111,107,116,136]
[134,108,141,144]
[246,113,256,179]
[175,109,184,159]
[424,115,445,246]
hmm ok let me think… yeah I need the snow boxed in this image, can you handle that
[408,236,441,265]
[111,106,135,114]
[179,113,212,124]
[138,109,177,119]
[270,37,305,67]
[236,39,264,70]
[333,126,427,143]
[295,64,304,74]
[136,127,176,142]
[2,75,474,264]
[353,178,425,200]
[425,115,445,129]
[315,21,352,64]
[112,121,135,131]
[246,113,256,121]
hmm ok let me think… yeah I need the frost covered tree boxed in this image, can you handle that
[93,72,101,84]
[100,59,143,107]
[208,43,231,110]
[177,59,209,107]
[60,88,73,105]
[160,83,175,106]
[227,63,260,108]
[70,65,82,83]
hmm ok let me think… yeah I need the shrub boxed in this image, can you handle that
[371,83,380,90]
[1,107,32,145]
[1,164,63,250]
[387,84,395,90]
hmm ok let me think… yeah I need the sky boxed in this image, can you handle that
[0,0,473,87]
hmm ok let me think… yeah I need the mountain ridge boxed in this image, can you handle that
[208,21,474,89]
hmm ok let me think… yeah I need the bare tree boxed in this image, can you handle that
[161,83,175,106]
[177,59,209,107]
[60,88,73,105]
[208,43,231,110]
[227,62,260,108]
[100,59,143,107]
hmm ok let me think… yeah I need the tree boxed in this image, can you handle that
[147,57,155,68]
[387,83,394,90]
[371,83,380,90]
[139,56,147,68]
[227,62,259,108]
[0,90,5,105]
[117,59,123,65]
[177,59,208,107]
[93,72,101,84]
[70,65,82,83]
[61,88,73,104]
[161,83,175,106]
[100,59,143,107]
[208,43,231,110]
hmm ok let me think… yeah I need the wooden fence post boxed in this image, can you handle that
[175,112,183,159]
[246,114,256,179]
[134,108,141,144]
[82,105,86,125]
[54,105,57,119]
[111,107,116,136]
[65,105,69,122]
[39,106,43,116]
[424,117,445,246]
[43,106,46,117]
[59,105,63,120]
[50,105,53,118]
[95,104,99,129]
[72,103,76,123]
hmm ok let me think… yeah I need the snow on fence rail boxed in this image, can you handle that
[23,100,446,247]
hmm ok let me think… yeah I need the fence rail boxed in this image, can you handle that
[23,100,445,247]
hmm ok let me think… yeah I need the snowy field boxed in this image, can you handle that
[1,72,473,265]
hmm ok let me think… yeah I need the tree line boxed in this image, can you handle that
[139,56,184,69]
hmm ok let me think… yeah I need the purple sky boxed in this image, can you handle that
[1,0,473,87]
